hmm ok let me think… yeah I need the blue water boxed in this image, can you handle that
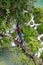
[35,0,43,7]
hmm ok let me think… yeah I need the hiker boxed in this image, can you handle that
[16,22,23,35]
[16,22,24,45]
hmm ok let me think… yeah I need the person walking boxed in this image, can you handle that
[16,22,24,47]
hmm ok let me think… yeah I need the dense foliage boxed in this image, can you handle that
[0,0,36,49]
[23,25,40,53]
[0,0,43,65]
[37,24,43,34]
[33,8,43,23]
[40,51,43,61]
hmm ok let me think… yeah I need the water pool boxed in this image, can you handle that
[35,0,43,7]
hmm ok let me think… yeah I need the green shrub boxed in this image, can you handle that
[40,51,43,60]
[22,25,40,53]
[0,36,12,48]
[37,24,43,34]
[28,37,40,53]
[33,8,43,24]
[0,19,6,33]
[23,25,37,43]
[12,31,17,39]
